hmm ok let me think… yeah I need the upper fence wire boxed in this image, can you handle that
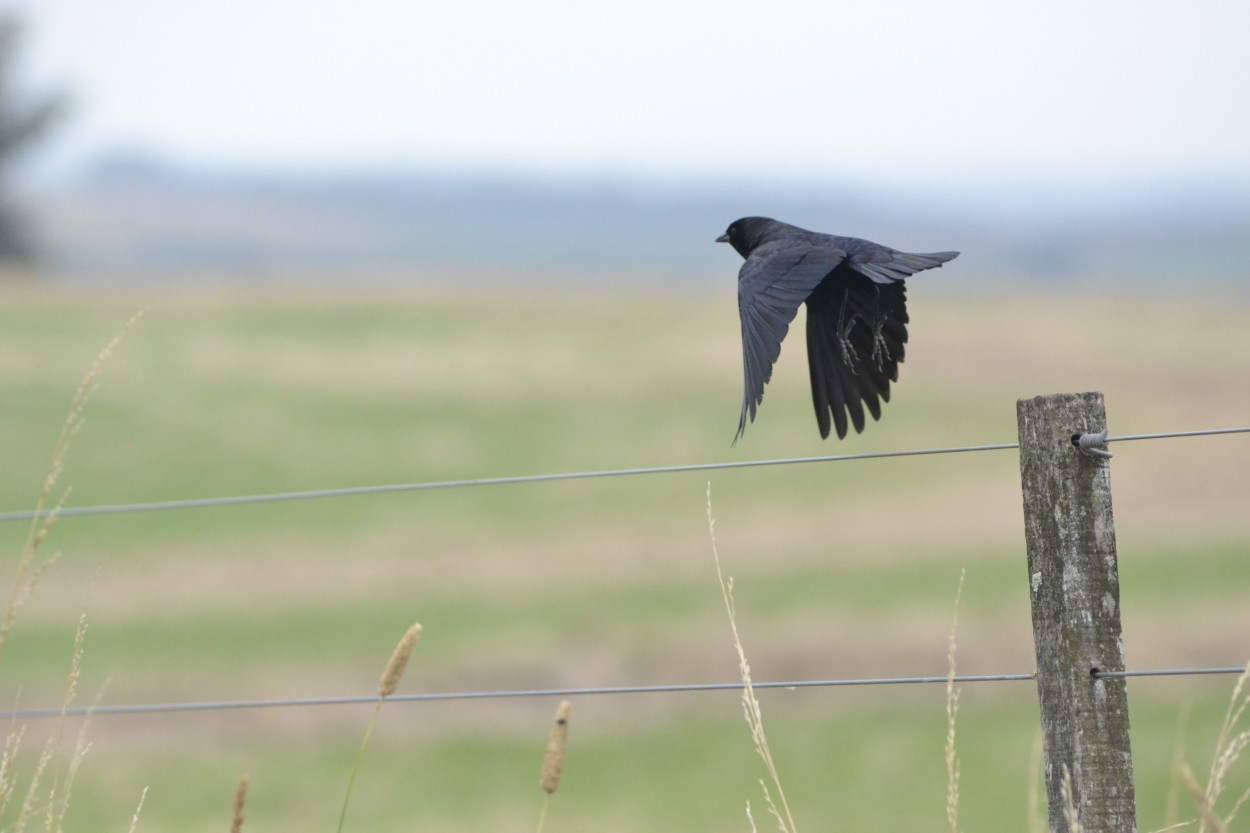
[2,426,1247,524]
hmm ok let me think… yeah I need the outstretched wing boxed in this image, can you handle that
[805,246,957,439]
[736,241,846,442]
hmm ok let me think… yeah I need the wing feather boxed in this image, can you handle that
[804,275,909,439]
[736,243,846,441]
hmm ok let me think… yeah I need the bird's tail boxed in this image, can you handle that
[898,251,960,270]
[851,250,960,283]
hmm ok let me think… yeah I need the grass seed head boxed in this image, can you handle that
[378,623,422,698]
[540,700,572,795]
[231,775,249,833]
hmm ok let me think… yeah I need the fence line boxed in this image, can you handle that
[4,666,1244,722]
[2,426,1246,525]
[2,416,1247,787]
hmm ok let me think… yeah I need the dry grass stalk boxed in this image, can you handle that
[379,623,423,698]
[50,616,94,832]
[706,482,797,833]
[758,779,790,833]
[2,500,62,659]
[1,724,24,818]
[1182,765,1226,833]
[1149,823,1197,833]
[9,615,91,833]
[945,569,965,833]
[231,775,249,833]
[337,622,423,833]
[13,737,54,833]
[1188,662,1250,833]
[127,786,148,833]
[540,701,571,795]
[2,308,146,659]
[0,315,141,832]
[1060,765,1084,833]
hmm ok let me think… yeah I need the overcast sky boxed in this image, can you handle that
[7,1,1250,187]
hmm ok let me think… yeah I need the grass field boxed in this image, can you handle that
[2,283,1249,831]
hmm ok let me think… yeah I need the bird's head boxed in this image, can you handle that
[716,216,781,259]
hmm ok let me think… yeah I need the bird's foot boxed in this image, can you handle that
[838,314,861,371]
[869,316,891,371]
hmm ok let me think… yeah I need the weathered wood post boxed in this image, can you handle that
[1017,392,1137,833]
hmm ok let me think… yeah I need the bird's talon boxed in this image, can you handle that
[839,334,860,370]
[836,288,862,371]
[870,318,891,370]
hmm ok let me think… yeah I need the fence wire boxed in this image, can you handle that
[2,425,1246,722]
[2,426,1247,524]
[4,667,1245,721]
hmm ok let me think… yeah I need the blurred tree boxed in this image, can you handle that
[0,14,66,264]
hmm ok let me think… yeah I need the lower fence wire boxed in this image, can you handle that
[4,667,1245,721]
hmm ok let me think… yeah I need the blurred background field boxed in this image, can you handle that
[2,1,1250,830]
[3,286,1248,831]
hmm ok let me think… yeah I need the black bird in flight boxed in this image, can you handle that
[718,217,958,442]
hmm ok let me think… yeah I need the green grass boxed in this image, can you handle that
[3,285,1249,831]
[28,688,1247,832]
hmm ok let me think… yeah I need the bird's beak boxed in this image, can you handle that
[715,233,729,243]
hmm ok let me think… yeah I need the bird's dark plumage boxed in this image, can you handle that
[717,216,958,441]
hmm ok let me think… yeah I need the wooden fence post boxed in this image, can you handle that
[1017,392,1137,833]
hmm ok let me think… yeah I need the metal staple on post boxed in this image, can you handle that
[1076,430,1113,459]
